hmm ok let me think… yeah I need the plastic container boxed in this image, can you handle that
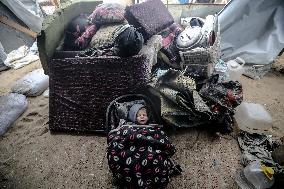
[235,102,272,134]
[244,161,275,189]
[214,59,229,82]
[227,57,245,81]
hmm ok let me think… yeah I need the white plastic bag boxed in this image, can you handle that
[11,69,49,96]
[4,43,39,69]
[0,93,28,136]
[43,88,49,98]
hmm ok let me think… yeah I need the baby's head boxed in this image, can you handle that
[128,104,149,125]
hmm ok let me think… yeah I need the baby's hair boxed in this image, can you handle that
[139,107,147,111]
[137,107,147,115]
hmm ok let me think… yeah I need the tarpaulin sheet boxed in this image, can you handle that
[1,0,43,33]
[219,0,284,64]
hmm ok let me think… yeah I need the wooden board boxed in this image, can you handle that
[0,16,37,38]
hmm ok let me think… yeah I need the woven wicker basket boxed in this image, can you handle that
[105,94,162,132]
[37,1,154,133]
[49,51,151,133]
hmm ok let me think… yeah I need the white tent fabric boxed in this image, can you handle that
[219,0,284,64]
[1,0,43,33]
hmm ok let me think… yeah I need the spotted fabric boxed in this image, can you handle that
[107,125,178,189]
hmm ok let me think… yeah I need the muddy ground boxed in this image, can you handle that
[0,61,284,189]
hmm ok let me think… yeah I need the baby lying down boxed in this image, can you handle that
[107,104,181,189]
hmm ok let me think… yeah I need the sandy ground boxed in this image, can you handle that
[0,60,284,189]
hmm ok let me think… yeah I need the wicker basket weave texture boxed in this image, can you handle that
[125,0,174,40]
[49,54,151,133]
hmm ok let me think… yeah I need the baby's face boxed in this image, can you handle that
[136,108,148,125]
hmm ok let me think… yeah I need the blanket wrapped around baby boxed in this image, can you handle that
[107,124,181,189]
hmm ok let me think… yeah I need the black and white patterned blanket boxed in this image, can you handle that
[107,125,180,189]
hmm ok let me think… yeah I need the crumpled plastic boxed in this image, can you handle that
[149,70,243,131]
[150,69,211,128]
[11,68,49,96]
[199,78,243,111]
[0,41,7,64]
[0,41,8,71]
[238,131,284,174]
[214,59,229,82]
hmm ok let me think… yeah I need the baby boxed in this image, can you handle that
[128,103,149,125]
[108,103,181,189]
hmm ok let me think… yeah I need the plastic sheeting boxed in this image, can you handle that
[0,41,7,64]
[0,93,28,136]
[0,41,8,71]
[4,42,39,69]
[1,0,44,33]
[219,0,284,64]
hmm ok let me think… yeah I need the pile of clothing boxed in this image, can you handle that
[62,0,175,59]
[62,0,217,78]
[149,69,242,132]
[62,3,144,57]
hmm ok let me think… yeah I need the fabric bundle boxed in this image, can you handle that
[158,23,183,69]
[149,70,243,131]
[124,0,174,40]
[82,24,144,58]
[63,14,97,50]
[88,3,126,26]
[113,24,144,57]
[90,24,124,49]
[107,125,181,189]
[199,76,243,111]
[149,69,212,128]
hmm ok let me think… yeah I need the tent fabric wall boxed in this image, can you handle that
[219,0,284,64]
[0,2,34,54]
[1,0,44,33]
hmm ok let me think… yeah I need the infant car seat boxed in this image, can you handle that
[105,94,162,132]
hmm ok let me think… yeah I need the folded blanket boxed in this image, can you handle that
[125,0,174,40]
[88,3,126,26]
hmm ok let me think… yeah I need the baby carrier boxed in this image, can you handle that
[105,94,161,132]
[106,94,181,189]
